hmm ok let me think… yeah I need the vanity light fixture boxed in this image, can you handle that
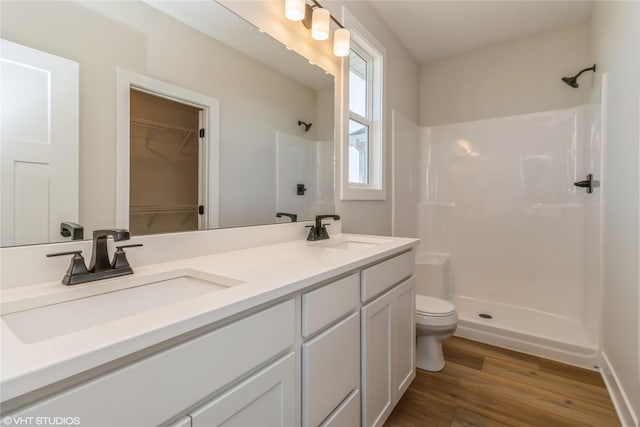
[333,28,350,57]
[285,0,305,21]
[284,0,350,57]
[311,7,330,40]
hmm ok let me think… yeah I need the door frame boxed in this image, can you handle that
[115,68,220,230]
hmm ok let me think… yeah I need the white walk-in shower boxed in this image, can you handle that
[393,105,602,368]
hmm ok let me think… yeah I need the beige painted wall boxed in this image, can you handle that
[420,23,592,126]
[590,1,640,422]
[0,0,321,234]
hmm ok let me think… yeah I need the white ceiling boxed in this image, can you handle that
[366,1,594,64]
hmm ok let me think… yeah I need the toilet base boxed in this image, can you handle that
[416,334,445,371]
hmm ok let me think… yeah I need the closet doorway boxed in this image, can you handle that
[129,89,205,235]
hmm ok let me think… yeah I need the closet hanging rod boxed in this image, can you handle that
[131,117,196,135]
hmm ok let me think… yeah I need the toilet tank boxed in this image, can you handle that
[415,252,451,299]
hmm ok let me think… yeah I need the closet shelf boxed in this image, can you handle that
[130,204,198,215]
[130,204,198,228]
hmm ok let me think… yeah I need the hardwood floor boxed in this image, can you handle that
[385,337,620,427]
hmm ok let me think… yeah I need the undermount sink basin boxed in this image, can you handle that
[2,270,243,344]
[313,236,392,250]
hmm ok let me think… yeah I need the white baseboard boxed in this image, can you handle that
[600,352,639,427]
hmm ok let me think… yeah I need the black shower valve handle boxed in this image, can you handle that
[574,174,600,194]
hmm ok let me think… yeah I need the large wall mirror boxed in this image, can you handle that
[0,0,335,248]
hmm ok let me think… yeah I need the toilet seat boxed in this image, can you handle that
[416,295,455,317]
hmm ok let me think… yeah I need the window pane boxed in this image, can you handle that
[348,119,369,184]
[349,50,367,117]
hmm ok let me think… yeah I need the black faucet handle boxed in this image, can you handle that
[47,250,83,258]
[116,244,143,249]
[47,250,89,285]
[111,244,143,270]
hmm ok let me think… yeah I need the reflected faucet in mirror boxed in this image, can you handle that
[60,222,84,240]
[47,229,142,285]
[276,212,298,222]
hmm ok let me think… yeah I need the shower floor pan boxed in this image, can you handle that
[453,295,600,369]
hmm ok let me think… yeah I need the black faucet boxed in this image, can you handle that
[306,215,340,241]
[89,229,130,272]
[47,229,142,285]
[276,212,298,222]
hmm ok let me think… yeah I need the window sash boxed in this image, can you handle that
[349,44,373,121]
[348,118,369,184]
[348,43,374,186]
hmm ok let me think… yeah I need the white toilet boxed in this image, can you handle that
[414,252,458,371]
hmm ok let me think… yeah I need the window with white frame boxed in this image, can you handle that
[348,47,371,184]
[342,12,384,200]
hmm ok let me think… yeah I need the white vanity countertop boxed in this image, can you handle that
[0,233,418,402]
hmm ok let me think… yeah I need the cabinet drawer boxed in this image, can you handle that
[190,352,296,426]
[168,417,191,427]
[320,389,360,427]
[9,300,295,426]
[361,251,414,302]
[302,272,359,337]
[302,312,360,427]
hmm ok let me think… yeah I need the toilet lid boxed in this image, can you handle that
[416,295,456,316]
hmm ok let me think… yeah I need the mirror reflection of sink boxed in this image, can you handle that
[314,236,392,251]
[2,270,243,344]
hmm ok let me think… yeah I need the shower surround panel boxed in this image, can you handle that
[417,105,601,363]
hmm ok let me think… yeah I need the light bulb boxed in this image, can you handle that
[285,0,305,21]
[311,8,330,41]
[333,28,350,57]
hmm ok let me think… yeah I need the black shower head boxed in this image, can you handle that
[561,76,579,88]
[298,120,312,132]
[561,64,596,88]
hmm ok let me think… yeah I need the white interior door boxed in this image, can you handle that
[0,39,79,246]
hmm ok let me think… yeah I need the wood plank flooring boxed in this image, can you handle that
[385,337,620,427]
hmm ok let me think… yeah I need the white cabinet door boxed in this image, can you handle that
[320,389,361,427]
[361,277,416,427]
[190,352,296,427]
[391,278,416,401]
[0,39,79,246]
[361,291,393,427]
[302,312,360,427]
